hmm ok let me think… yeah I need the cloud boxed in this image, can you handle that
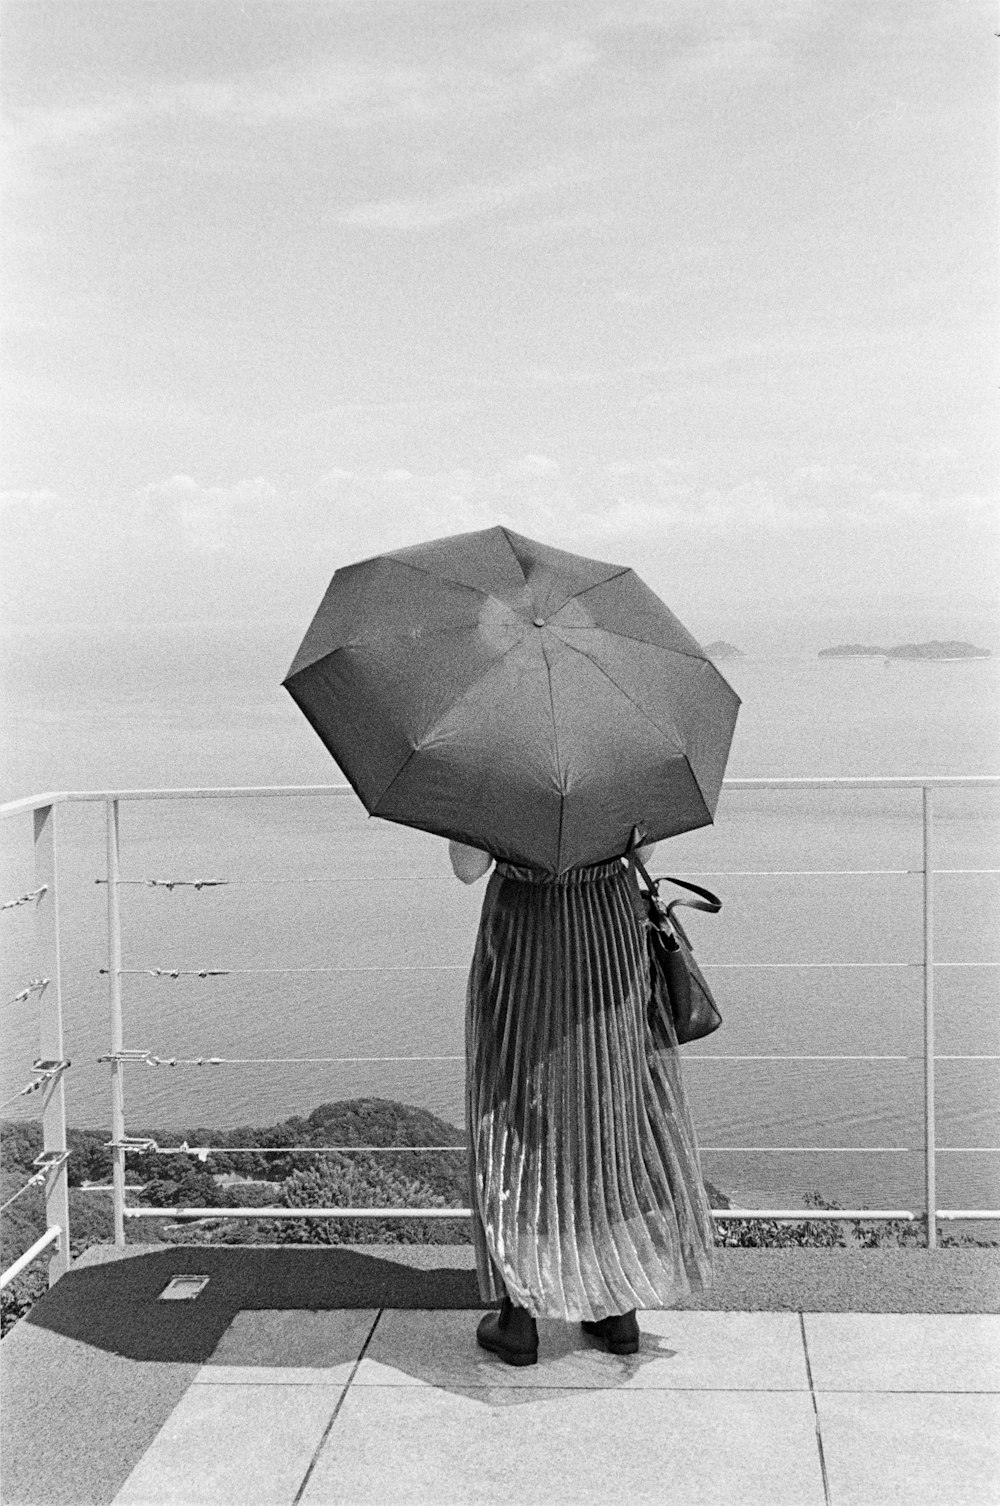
[0,488,62,519]
[7,374,213,431]
[113,461,1000,576]
[8,0,822,187]
[520,366,611,389]
[7,22,602,164]
[132,474,279,552]
[296,457,1000,572]
[4,453,995,635]
[334,162,586,229]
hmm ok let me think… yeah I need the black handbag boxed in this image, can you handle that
[627,848,723,1045]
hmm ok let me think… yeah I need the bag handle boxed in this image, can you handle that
[628,851,721,911]
[624,830,722,923]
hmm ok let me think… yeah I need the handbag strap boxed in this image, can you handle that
[626,845,722,918]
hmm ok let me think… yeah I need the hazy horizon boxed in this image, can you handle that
[2,597,998,657]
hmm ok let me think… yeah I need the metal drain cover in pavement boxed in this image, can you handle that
[158,1275,210,1300]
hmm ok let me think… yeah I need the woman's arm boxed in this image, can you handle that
[448,840,493,884]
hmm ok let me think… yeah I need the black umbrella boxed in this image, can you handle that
[284,526,740,874]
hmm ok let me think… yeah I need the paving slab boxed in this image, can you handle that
[816,1392,1000,1506]
[620,1309,810,1390]
[204,1308,378,1378]
[112,1381,344,1505]
[301,1384,827,1505]
[0,1318,201,1506]
[356,1308,809,1391]
[4,1243,996,1506]
[804,1312,1000,1392]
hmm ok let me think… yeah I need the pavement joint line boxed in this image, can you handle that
[812,1387,1000,1395]
[206,1380,1000,1391]
[190,1379,351,1387]
[291,1307,383,1506]
[182,1380,1000,1392]
[799,1312,833,1506]
[342,1383,818,1392]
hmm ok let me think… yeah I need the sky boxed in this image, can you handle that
[2,0,998,654]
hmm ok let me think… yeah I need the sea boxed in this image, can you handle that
[2,624,998,1215]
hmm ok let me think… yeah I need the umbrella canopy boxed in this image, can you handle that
[283,526,740,874]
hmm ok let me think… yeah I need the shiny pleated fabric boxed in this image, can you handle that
[465,857,715,1322]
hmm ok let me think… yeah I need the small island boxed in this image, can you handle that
[886,641,991,660]
[702,640,745,661]
[819,641,991,660]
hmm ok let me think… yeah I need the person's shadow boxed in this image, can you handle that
[358,1305,679,1406]
[16,1244,679,1404]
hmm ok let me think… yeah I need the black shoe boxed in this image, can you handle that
[581,1309,640,1354]
[476,1296,539,1367]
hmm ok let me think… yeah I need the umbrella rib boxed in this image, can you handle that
[284,559,505,681]
[556,626,740,706]
[497,525,529,585]
[538,633,566,869]
[549,631,714,828]
[550,630,687,746]
[289,614,523,685]
[552,565,632,608]
[366,637,528,815]
[380,556,493,597]
[554,613,709,667]
[495,529,632,601]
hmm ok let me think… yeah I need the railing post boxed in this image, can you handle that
[33,805,70,1283]
[922,784,937,1249]
[106,799,126,1247]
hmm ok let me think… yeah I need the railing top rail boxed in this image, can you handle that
[3,774,999,820]
[721,776,1000,789]
[0,785,353,818]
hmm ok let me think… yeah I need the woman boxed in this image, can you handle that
[450,836,715,1366]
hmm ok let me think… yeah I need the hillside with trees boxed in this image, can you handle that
[2,1096,990,1335]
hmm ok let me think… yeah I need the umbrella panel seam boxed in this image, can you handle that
[539,632,567,871]
[283,559,506,681]
[378,555,493,597]
[287,625,488,684]
[546,629,715,829]
[553,620,714,670]
[549,628,688,749]
[498,525,529,586]
[388,535,629,614]
[498,527,625,598]
[364,634,535,816]
[547,565,632,611]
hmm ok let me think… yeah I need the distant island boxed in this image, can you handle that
[819,641,991,660]
[702,640,745,661]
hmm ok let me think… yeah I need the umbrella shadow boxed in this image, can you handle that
[19,1246,681,1409]
[19,1245,489,1363]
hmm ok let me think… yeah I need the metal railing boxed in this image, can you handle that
[2,776,998,1290]
[0,803,70,1291]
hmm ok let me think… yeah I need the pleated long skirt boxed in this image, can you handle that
[466,857,715,1322]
